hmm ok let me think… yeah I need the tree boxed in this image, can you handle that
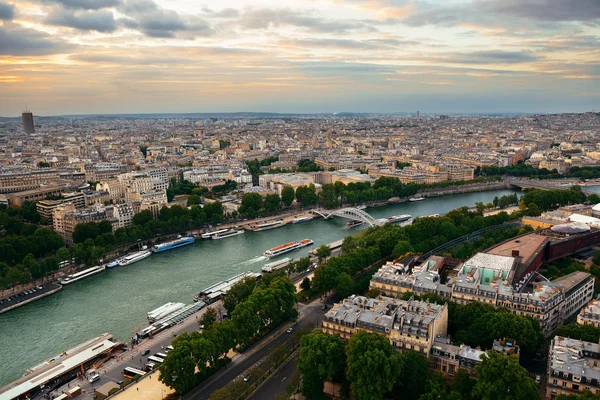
[334,272,354,298]
[473,351,540,400]
[239,193,263,217]
[557,391,600,400]
[159,338,197,394]
[315,244,332,263]
[346,331,402,400]
[281,186,295,207]
[588,193,600,205]
[295,257,312,273]
[199,307,217,329]
[301,277,311,292]
[451,369,476,400]
[392,240,414,258]
[555,324,600,343]
[264,194,282,212]
[396,351,430,399]
[298,330,346,399]
[222,278,257,314]
[187,194,201,206]
[133,210,154,226]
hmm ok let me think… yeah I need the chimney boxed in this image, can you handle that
[511,250,520,257]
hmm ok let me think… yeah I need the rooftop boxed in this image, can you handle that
[485,233,548,266]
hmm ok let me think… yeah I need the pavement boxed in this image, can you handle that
[46,303,221,400]
[0,282,62,314]
[183,301,325,400]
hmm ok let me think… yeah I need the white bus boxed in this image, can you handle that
[123,367,147,379]
[148,355,164,363]
[155,352,168,359]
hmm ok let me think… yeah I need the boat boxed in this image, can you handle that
[252,220,286,232]
[212,229,244,240]
[147,302,186,322]
[118,247,151,266]
[106,260,118,269]
[409,195,425,202]
[346,220,364,228]
[357,205,367,210]
[261,257,291,272]
[292,216,314,224]
[193,272,262,303]
[60,266,105,285]
[376,214,412,224]
[264,239,313,258]
[201,229,230,239]
[153,236,195,253]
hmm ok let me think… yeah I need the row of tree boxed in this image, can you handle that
[521,187,588,212]
[298,329,540,400]
[310,207,518,297]
[159,275,298,394]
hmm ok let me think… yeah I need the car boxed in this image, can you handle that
[88,374,100,384]
[141,349,151,356]
[243,375,249,382]
[286,328,293,334]
[535,375,541,383]
[37,286,43,290]
[321,304,328,310]
[166,345,174,351]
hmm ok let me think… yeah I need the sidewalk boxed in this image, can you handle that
[110,371,173,400]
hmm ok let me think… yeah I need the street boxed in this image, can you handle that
[247,351,298,400]
[183,301,324,400]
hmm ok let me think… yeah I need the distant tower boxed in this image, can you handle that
[416,111,420,119]
[22,107,34,134]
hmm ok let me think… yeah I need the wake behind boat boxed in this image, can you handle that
[264,239,313,258]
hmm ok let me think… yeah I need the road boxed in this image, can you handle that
[247,351,298,400]
[0,282,62,314]
[183,301,324,400]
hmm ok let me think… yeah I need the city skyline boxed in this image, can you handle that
[1,0,599,116]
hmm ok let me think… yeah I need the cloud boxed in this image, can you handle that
[119,0,212,38]
[45,8,117,32]
[39,0,121,10]
[201,7,240,18]
[0,1,14,20]
[0,26,75,56]
[401,0,600,27]
[450,50,540,64]
[237,8,367,33]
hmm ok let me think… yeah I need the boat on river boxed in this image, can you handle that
[153,236,195,253]
[264,239,313,258]
[60,266,105,285]
[118,247,151,266]
[212,229,244,240]
[251,220,286,232]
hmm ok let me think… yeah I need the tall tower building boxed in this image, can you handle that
[22,110,34,134]
[416,111,420,119]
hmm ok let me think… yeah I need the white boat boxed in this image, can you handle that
[376,214,412,224]
[264,239,313,258]
[201,229,229,239]
[118,248,151,266]
[409,195,425,202]
[147,302,186,322]
[292,216,314,224]
[357,205,367,210]
[60,266,105,285]
[252,220,286,232]
[345,220,364,229]
[261,257,291,272]
[212,229,244,240]
[106,260,118,269]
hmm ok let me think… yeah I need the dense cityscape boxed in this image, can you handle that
[0,110,599,400]
[2,0,600,399]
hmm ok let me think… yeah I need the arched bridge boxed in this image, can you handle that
[312,207,383,227]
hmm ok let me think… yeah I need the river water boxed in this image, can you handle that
[0,189,518,386]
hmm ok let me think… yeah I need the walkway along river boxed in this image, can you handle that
[0,189,518,386]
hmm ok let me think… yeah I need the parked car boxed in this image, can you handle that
[286,328,293,334]
[88,374,100,384]
[141,349,151,356]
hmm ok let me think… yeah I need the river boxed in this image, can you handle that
[0,189,518,386]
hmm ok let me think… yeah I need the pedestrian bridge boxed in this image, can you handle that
[312,207,383,227]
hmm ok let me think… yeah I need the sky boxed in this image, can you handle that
[0,0,599,116]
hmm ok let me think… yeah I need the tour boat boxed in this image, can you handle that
[212,229,244,240]
[152,236,195,253]
[264,239,313,258]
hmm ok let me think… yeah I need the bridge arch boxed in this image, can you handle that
[313,207,382,227]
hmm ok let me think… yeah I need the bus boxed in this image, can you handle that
[148,355,164,364]
[123,367,147,379]
[155,352,168,359]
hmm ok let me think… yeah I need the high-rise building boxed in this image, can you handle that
[416,111,420,119]
[22,111,34,134]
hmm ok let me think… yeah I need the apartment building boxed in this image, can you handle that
[577,300,600,328]
[546,336,600,399]
[0,169,60,193]
[96,180,125,203]
[53,203,110,244]
[322,295,448,355]
[112,203,134,230]
[370,253,594,337]
[36,192,86,224]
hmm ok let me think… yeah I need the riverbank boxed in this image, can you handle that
[0,188,519,387]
